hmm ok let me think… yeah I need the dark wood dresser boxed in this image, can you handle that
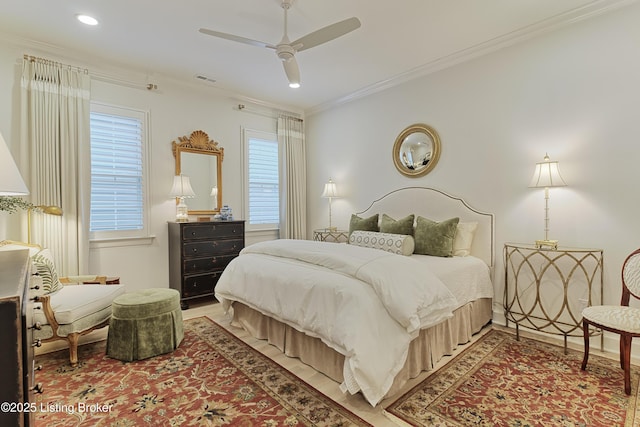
[168,221,245,309]
[0,249,40,427]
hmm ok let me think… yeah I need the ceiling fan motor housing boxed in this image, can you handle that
[276,44,296,61]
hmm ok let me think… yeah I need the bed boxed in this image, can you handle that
[215,187,495,406]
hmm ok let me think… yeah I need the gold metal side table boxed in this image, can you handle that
[313,229,349,243]
[503,243,603,353]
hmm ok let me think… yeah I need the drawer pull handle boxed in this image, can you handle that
[32,339,42,348]
[31,383,44,394]
[30,322,43,331]
[31,285,40,291]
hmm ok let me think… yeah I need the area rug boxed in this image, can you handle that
[385,329,640,427]
[34,316,371,426]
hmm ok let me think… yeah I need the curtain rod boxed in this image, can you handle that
[23,54,158,91]
[23,54,88,74]
[236,104,303,122]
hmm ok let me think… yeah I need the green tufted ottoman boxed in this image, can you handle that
[106,288,183,361]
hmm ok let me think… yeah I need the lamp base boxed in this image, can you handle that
[175,198,189,222]
[535,239,558,250]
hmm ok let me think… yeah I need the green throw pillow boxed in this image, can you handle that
[414,216,460,257]
[349,213,379,236]
[380,214,415,235]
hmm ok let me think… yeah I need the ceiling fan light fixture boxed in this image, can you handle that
[289,82,300,89]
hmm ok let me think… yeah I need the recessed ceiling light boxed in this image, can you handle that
[77,14,99,26]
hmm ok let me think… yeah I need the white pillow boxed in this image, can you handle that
[349,230,415,256]
[453,222,478,257]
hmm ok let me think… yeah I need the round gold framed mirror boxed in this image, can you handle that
[392,123,441,177]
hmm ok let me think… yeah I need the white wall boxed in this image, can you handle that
[0,40,282,290]
[305,3,640,350]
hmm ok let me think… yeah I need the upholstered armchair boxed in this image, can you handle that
[0,240,125,366]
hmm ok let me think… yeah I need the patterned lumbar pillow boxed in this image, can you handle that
[31,249,62,293]
[349,230,415,256]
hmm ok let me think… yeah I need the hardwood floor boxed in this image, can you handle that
[37,299,622,426]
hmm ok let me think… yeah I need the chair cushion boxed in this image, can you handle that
[33,284,126,325]
[582,305,640,334]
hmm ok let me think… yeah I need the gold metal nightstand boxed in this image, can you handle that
[313,228,349,243]
[503,243,603,353]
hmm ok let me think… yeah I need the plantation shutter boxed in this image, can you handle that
[248,138,279,225]
[89,112,144,232]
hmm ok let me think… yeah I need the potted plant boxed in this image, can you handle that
[0,196,37,213]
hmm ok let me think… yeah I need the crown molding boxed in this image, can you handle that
[306,0,637,117]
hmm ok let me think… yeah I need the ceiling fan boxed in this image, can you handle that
[199,0,361,88]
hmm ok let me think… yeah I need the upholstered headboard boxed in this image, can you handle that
[356,187,495,268]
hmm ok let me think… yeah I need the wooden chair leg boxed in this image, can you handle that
[620,335,626,369]
[622,334,632,395]
[581,318,590,371]
[68,333,80,367]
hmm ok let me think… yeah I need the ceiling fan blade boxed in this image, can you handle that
[282,56,300,87]
[292,17,361,52]
[199,28,276,49]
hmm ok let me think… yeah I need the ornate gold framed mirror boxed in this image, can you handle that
[392,123,441,177]
[172,130,223,214]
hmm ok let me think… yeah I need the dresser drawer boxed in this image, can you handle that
[183,255,237,274]
[182,222,244,241]
[183,239,243,258]
[183,272,221,298]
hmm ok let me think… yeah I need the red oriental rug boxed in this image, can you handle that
[386,329,640,427]
[34,316,371,426]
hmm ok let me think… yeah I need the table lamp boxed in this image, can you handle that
[321,178,339,231]
[169,175,196,222]
[0,131,29,196]
[529,153,567,249]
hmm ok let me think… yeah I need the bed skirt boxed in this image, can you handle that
[229,297,493,399]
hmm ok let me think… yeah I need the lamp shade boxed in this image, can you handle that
[321,179,338,198]
[169,175,196,198]
[529,154,567,188]
[0,131,29,196]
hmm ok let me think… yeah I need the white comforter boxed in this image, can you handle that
[215,239,459,406]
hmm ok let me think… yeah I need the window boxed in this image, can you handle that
[89,104,150,241]
[243,129,280,230]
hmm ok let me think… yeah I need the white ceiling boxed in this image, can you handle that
[0,0,633,113]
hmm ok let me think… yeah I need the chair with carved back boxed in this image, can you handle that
[0,240,125,366]
[581,248,640,394]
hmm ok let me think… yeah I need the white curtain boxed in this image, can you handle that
[277,116,307,239]
[20,56,91,275]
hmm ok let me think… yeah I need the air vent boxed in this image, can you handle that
[194,74,216,84]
